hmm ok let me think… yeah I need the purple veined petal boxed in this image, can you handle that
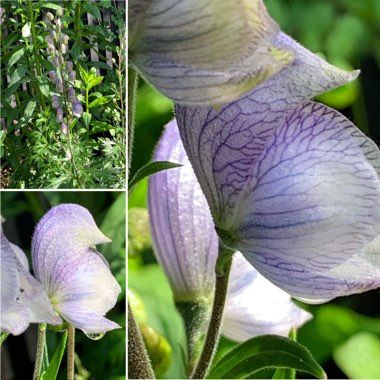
[130,0,294,105]
[1,229,61,335]
[222,253,312,341]
[176,33,358,230]
[32,204,121,334]
[148,120,218,302]
[230,101,380,301]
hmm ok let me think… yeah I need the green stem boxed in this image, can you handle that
[191,245,234,379]
[67,325,75,380]
[33,323,47,380]
[128,303,155,379]
[128,68,138,173]
[0,332,9,346]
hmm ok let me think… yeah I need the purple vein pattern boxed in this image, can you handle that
[176,33,380,303]
[129,0,294,104]
[148,120,311,340]
[32,204,121,333]
[1,227,61,335]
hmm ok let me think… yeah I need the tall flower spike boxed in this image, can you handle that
[176,34,380,303]
[32,204,121,334]
[148,120,311,339]
[129,0,294,105]
[1,225,61,335]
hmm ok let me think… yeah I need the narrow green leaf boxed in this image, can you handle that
[128,161,182,193]
[36,76,50,97]
[71,42,81,62]
[8,65,28,87]
[40,2,62,10]
[24,100,37,119]
[208,335,326,379]
[8,47,26,68]
[79,65,88,83]
[83,2,102,20]
[41,331,67,380]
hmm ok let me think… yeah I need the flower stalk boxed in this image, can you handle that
[128,303,155,379]
[67,325,75,380]
[191,244,234,379]
[33,323,47,380]
[128,68,138,172]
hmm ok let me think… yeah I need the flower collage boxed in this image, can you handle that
[1,0,380,379]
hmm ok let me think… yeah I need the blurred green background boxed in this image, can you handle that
[1,191,126,380]
[129,0,380,378]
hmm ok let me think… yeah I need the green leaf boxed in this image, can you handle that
[40,2,63,10]
[82,112,92,128]
[334,332,380,379]
[128,161,182,194]
[41,331,67,380]
[24,100,37,120]
[8,47,26,68]
[90,121,113,134]
[83,2,102,20]
[89,95,112,108]
[208,335,326,379]
[88,76,104,89]
[8,65,28,87]
[71,42,81,62]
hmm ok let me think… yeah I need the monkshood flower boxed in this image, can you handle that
[176,32,380,303]
[129,0,294,105]
[32,204,121,334]
[148,120,311,340]
[1,225,61,335]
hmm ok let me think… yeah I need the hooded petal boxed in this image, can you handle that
[222,253,312,341]
[149,120,313,338]
[176,33,359,230]
[148,119,218,302]
[130,0,294,105]
[32,204,121,334]
[1,229,61,335]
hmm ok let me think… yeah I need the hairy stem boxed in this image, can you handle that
[67,325,75,380]
[191,245,234,379]
[128,303,155,379]
[33,323,46,380]
[128,68,138,173]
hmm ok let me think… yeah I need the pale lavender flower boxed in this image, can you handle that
[176,33,380,303]
[47,44,55,54]
[60,43,67,54]
[72,101,83,118]
[148,120,311,339]
[67,87,76,102]
[53,56,60,68]
[60,122,68,135]
[65,61,73,71]
[69,70,76,81]
[129,0,294,105]
[1,225,61,335]
[45,35,53,45]
[62,34,69,44]
[55,18,62,31]
[49,70,57,83]
[32,204,121,334]
[56,107,63,122]
[51,95,60,109]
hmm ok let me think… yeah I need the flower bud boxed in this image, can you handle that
[22,23,31,38]
[69,71,76,81]
[61,43,67,54]
[55,18,62,31]
[62,34,69,44]
[72,101,83,118]
[56,7,64,17]
[46,12,54,21]
[45,35,53,45]
[47,44,55,54]
[56,107,63,122]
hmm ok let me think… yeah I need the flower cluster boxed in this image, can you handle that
[1,204,120,336]
[44,8,83,134]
